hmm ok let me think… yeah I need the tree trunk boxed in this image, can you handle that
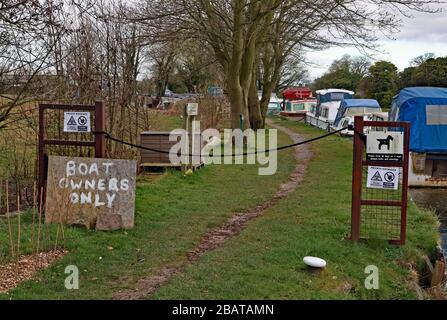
[260,49,283,128]
[248,69,263,129]
[227,0,250,129]
[227,71,245,129]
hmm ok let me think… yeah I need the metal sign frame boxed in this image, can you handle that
[38,101,105,203]
[350,116,410,245]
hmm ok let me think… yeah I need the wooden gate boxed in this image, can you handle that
[350,116,410,245]
[38,101,105,202]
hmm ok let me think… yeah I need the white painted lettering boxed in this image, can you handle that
[84,179,96,190]
[109,178,119,192]
[102,162,114,175]
[66,161,76,177]
[89,163,99,175]
[97,179,105,191]
[94,194,105,207]
[106,193,116,208]
[80,192,92,204]
[70,193,79,204]
[70,180,83,190]
[120,179,129,191]
[78,163,88,175]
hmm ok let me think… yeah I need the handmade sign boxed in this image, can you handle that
[45,156,136,230]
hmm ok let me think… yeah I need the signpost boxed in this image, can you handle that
[350,116,410,245]
[186,103,198,116]
[38,101,105,204]
[45,156,136,230]
[182,103,200,173]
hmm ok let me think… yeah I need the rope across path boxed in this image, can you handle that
[112,119,314,300]
[94,125,350,157]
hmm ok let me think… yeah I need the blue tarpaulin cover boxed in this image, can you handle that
[389,87,447,153]
[334,99,381,126]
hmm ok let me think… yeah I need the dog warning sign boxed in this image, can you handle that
[366,131,403,162]
[64,112,91,133]
[367,166,399,190]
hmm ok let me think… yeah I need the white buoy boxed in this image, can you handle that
[303,256,327,268]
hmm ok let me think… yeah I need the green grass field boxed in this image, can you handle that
[0,116,439,299]
[0,128,296,299]
[151,117,439,300]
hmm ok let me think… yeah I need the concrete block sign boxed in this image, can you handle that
[45,156,137,230]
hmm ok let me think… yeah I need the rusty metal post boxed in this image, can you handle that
[350,116,364,241]
[400,123,410,245]
[94,101,106,158]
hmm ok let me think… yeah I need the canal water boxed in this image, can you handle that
[410,188,447,255]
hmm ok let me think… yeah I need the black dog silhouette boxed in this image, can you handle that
[377,135,394,151]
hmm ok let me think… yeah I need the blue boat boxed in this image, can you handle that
[389,87,447,186]
[332,99,382,135]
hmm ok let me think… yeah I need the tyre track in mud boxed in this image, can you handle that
[113,119,312,300]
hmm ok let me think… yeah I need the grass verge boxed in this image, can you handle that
[0,128,295,299]
[150,116,439,300]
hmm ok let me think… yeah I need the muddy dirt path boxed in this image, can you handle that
[113,119,313,300]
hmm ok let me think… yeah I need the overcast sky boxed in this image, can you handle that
[307,4,447,80]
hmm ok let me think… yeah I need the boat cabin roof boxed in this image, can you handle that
[334,99,381,126]
[287,99,317,103]
[283,87,313,100]
[393,87,447,107]
[370,111,389,119]
[316,88,354,95]
[340,99,380,108]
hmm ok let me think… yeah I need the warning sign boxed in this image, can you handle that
[371,171,382,181]
[367,166,399,190]
[366,131,403,162]
[64,112,91,133]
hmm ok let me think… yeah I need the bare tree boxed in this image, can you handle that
[133,0,444,129]
[410,53,436,67]
[0,0,68,129]
[148,43,178,100]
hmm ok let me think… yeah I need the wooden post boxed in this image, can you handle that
[38,104,45,207]
[182,105,188,174]
[95,101,106,158]
[350,116,364,241]
[188,115,192,171]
